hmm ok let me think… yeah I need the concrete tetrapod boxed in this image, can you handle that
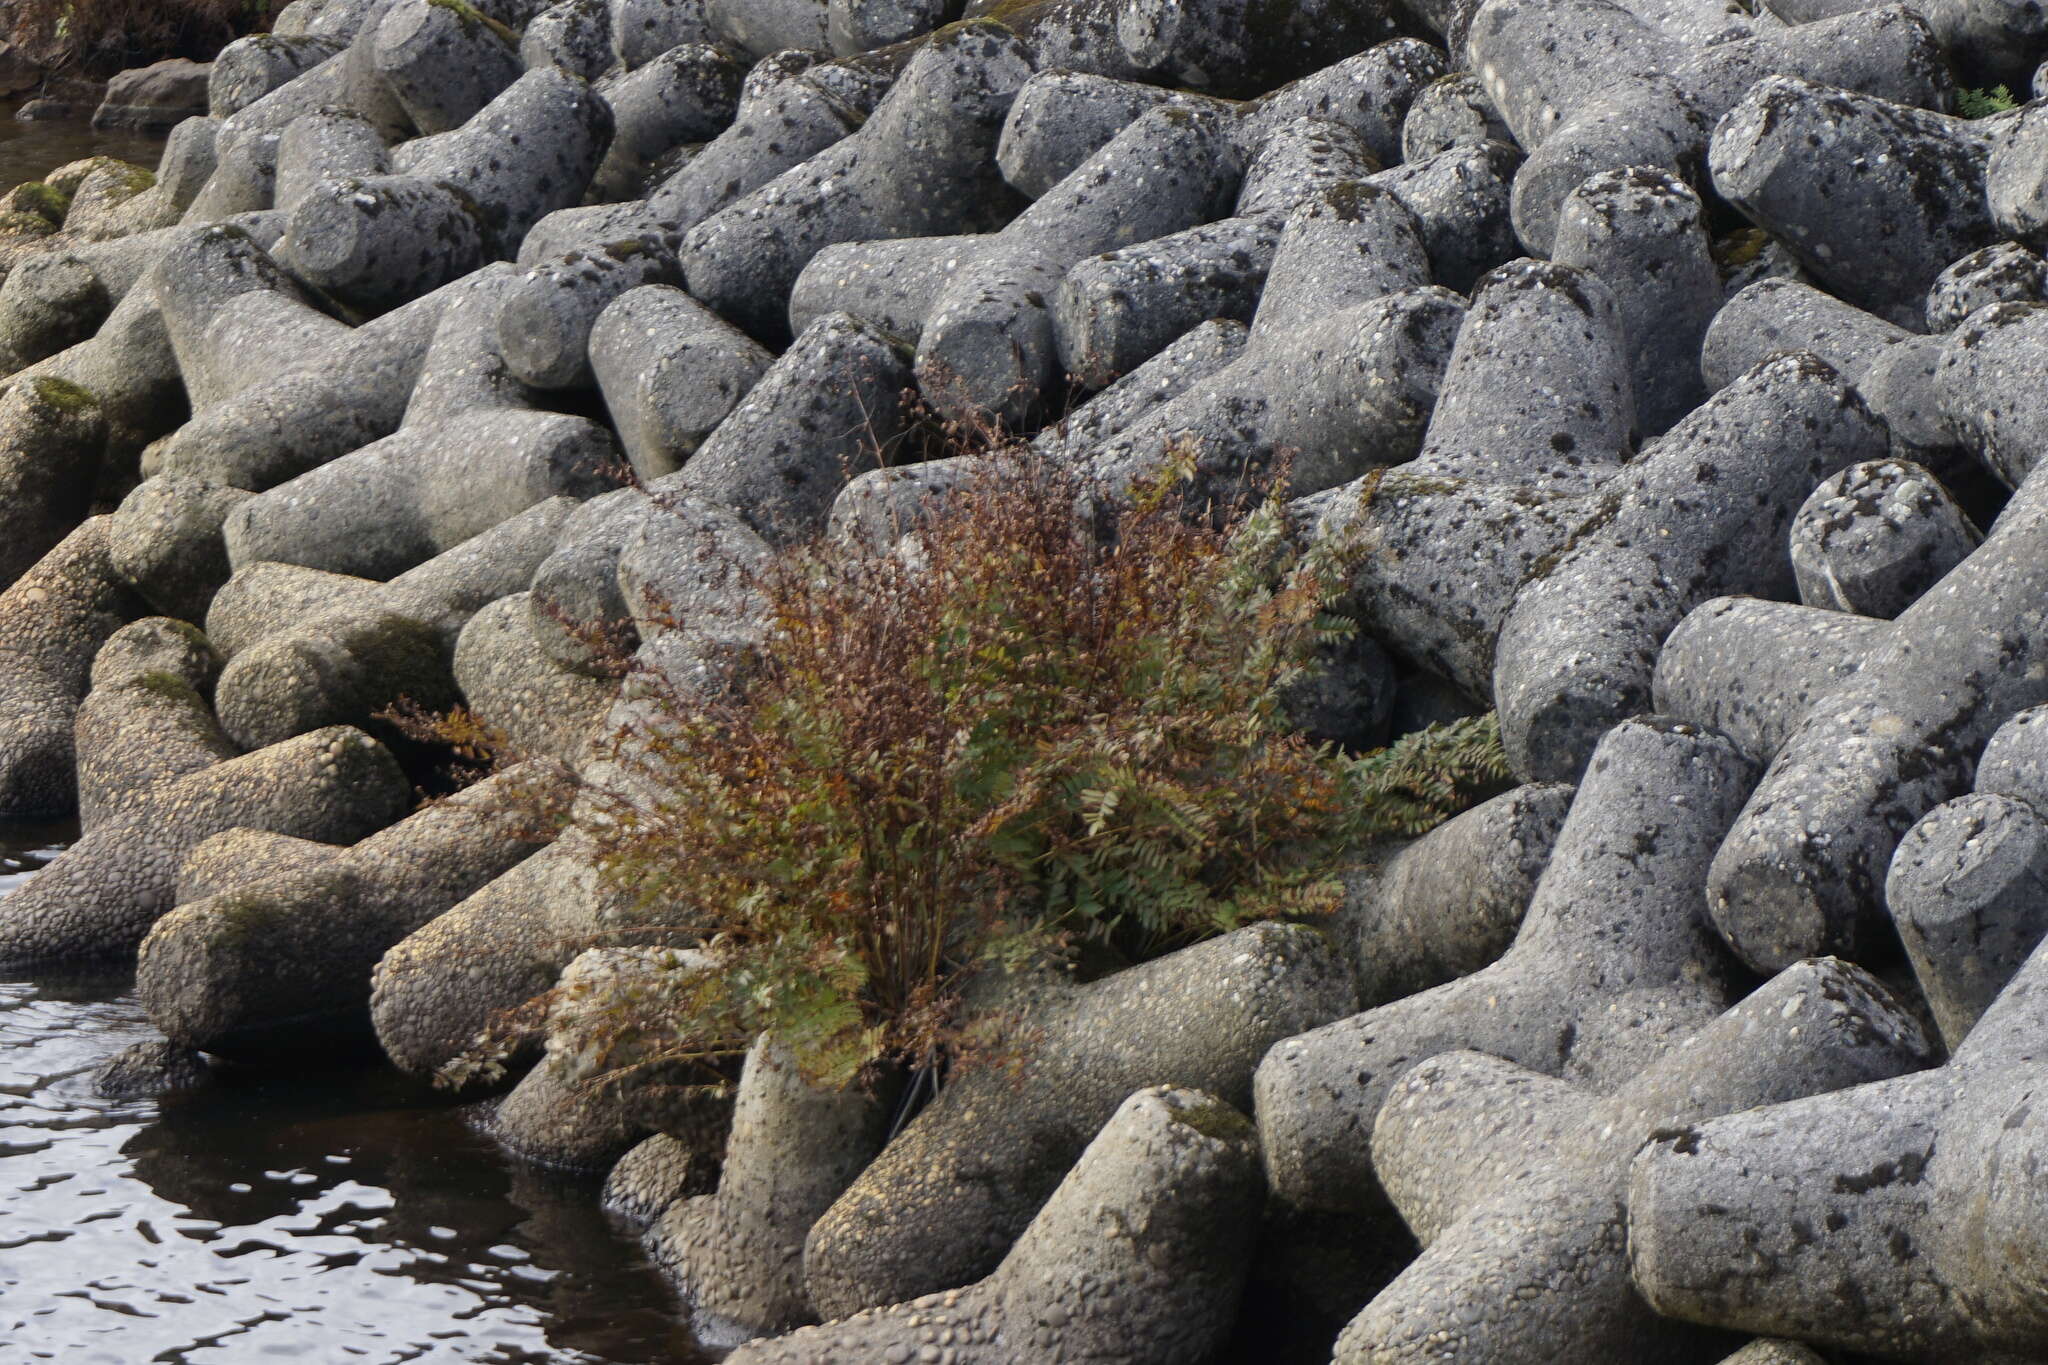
[729,1086,1264,1365]
[1787,460,1980,619]
[1474,1,1951,255]
[645,1036,891,1339]
[223,271,617,581]
[913,101,1244,428]
[72,618,234,833]
[0,725,410,966]
[1925,242,2048,333]
[1706,456,2048,974]
[1709,76,2001,328]
[802,922,1354,1319]
[213,497,577,752]
[0,377,109,589]
[488,947,734,1172]
[1651,597,1887,767]
[1335,957,1934,1363]
[1491,352,1886,782]
[1882,702,2048,1051]
[0,518,143,818]
[1337,781,1572,1004]
[1627,922,2048,1361]
[136,761,572,1059]
[679,22,1033,344]
[1252,717,1755,1320]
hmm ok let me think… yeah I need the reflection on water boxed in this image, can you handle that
[1,827,712,1363]
[1,99,168,193]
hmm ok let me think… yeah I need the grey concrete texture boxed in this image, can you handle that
[136,761,572,1058]
[203,561,378,661]
[828,0,955,54]
[787,233,984,345]
[1114,0,1427,99]
[1927,242,2048,333]
[1549,164,1716,437]
[825,455,982,557]
[1029,316,1247,465]
[1491,4,1953,256]
[155,224,348,415]
[212,497,576,751]
[1934,300,2048,490]
[0,518,143,818]
[1402,257,1634,494]
[703,0,830,57]
[1254,717,1756,1241]
[590,43,746,202]
[497,236,682,392]
[588,283,773,481]
[1626,915,2048,1360]
[389,65,615,260]
[667,310,913,546]
[273,109,392,214]
[1873,700,2048,1054]
[452,593,620,761]
[1336,957,1931,1363]
[209,33,346,119]
[1052,214,1279,390]
[994,70,1237,202]
[521,0,614,80]
[372,0,524,136]
[604,1132,719,1227]
[728,1086,1264,1365]
[105,475,251,627]
[1707,456,2048,975]
[0,223,205,373]
[1085,284,1464,510]
[370,824,629,1083]
[224,270,618,580]
[0,376,109,589]
[646,52,888,237]
[489,945,735,1168]
[153,250,475,493]
[222,404,613,580]
[1367,135,1521,295]
[1337,781,1573,1005]
[73,637,236,834]
[802,922,1353,1319]
[88,615,219,696]
[525,480,769,676]
[1987,102,2048,252]
[1709,75,1995,328]
[609,0,714,69]
[1652,596,1887,766]
[679,22,1034,343]
[91,1039,215,1099]
[175,828,345,904]
[0,725,410,966]
[1702,277,1957,461]
[1789,459,1980,618]
[1492,352,1886,782]
[1398,71,1512,161]
[1887,789,2048,1051]
[647,1036,891,1336]
[914,102,1244,427]
[277,174,484,313]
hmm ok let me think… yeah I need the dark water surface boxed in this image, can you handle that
[0,826,714,1364]
[0,100,167,192]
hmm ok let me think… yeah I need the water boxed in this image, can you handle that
[0,828,714,1364]
[0,99,168,192]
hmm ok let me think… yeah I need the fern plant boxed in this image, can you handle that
[457,455,1510,1093]
[1958,84,2019,118]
